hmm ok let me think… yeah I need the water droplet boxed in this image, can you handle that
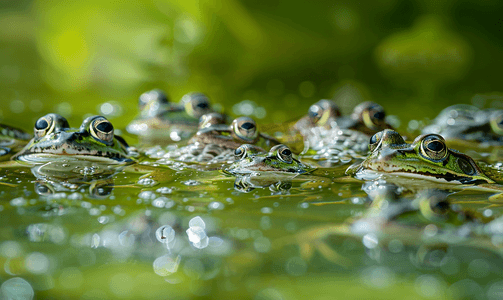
[0,277,34,299]
[25,252,50,274]
[208,201,224,210]
[156,187,173,194]
[261,207,273,214]
[189,216,205,229]
[153,255,181,276]
[10,197,26,207]
[156,225,176,244]
[186,227,208,249]
[183,180,200,186]
[362,233,378,249]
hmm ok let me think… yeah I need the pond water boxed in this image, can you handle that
[2,114,503,300]
[2,1,503,299]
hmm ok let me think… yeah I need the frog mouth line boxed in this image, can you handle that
[365,165,493,184]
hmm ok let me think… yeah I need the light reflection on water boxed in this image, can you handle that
[1,155,503,299]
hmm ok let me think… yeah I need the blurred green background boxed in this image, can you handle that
[1,0,503,131]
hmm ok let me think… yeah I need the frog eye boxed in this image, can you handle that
[420,134,448,160]
[34,116,52,139]
[308,103,323,124]
[369,131,383,152]
[307,100,340,126]
[234,145,248,160]
[139,89,169,109]
[90,117,114,144]
[271,144,293,163]
[231,117,259,142]
[362,103,387,130]
[34,114,68,139]
[490,111,503,135]
[183,93,211,118]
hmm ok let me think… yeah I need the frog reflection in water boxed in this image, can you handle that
[0,123,32,160]
[13,113,133,164]
[347,129,494,185]
[279,180,499,268]
[127,90,223,143]
[157,116,280,163]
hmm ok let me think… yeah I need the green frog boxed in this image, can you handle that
[293,100,393,137]
[284,101,394,166]
[126,90,221,143]
[224,144,314,175]
[347,129,495,185]
[12,113,134,164]
[152,116,280,164]
[0,123,32,159]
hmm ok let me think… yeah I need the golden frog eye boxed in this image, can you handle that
[361,103,386,130]
[183,93,211,118]
[490,110,503,135]
[369,131,383,152]
[307,100,340,126]
[420,134,448,160]
[231,117,259,142]
[139,89,169,109]
[234,145,248,160]
[90,116,114,144]
[34,113,69,139]
[271,144,293,163]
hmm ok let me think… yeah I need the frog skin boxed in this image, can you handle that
[293,99,342,133]
[224,144,314,175]
[0,123,32,159]
[347,129,494,185]
[293,100,393,137]
[285,101,395,165]
[12,113,133,164]
[422,104,503,145]
[152,116,280,164]
[126,90,220,143]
